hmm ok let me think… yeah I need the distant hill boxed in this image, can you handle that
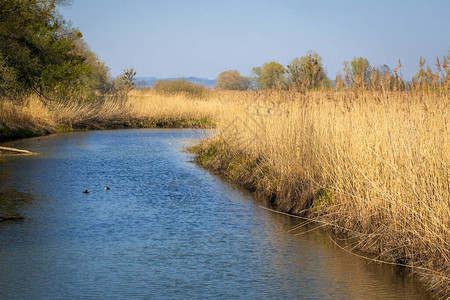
[135,76,217,89]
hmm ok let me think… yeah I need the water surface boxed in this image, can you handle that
[0,129,432,299]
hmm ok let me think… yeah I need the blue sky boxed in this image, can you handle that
[60,0,449,80]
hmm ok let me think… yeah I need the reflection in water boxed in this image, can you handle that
[0,188,34,216]
[255,212,429,299]
[0,129,432,299]
[0,159,35,217]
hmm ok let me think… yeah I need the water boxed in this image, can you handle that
[0,129,432,299]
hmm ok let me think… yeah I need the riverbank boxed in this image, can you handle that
[0,117,212,142]
[1,129,434,299]
[0,90,218,142]
[1,89,449,297]
[189,89,449,297]
[191,138,449,296]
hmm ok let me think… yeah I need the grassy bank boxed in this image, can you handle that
[190,89,449,296]
[1,88,449,296]
[0,90,219,141]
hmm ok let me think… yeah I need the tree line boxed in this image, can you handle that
[1,1,447,99]
[215,50,449,91]
[0,0,135,103]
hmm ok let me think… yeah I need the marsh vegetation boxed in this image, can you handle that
[1,1,449,296]
[1,86,449,299]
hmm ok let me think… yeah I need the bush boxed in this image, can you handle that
[215,70,250,90]
[0,0,112,101]
[153,80,206,97]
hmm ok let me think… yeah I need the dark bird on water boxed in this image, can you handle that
[82,190,89,194]
[105,186,110,190]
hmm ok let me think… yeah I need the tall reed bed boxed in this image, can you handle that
[1,87,449,294]
[193,89,449,295]
[0,90,223,138]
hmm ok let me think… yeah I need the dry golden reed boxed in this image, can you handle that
[194,89,449,295]
[0,90,224,133]
[1,87,449,295]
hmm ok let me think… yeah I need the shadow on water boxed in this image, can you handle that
[0,160,36,218]
[254,204,430,298]
[214,179,434,299]
[0,129,434,299]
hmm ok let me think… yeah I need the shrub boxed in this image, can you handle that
[215,70,251,90]
[153,80,206,97]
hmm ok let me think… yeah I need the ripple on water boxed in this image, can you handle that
[0,129,433,299]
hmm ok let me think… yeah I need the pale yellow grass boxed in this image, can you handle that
[202,89,449,294]
[126,89,224,121]
[0,96,54,132]
[0,90,230,132]
[1,88,449,294]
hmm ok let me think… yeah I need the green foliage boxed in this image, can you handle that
[252,62,286,90]
[287,50,327,90]
[0,52,19,96]
[73,39,112,93]
[410,55,449,89]
[251,67,262,90]
[190,140,222,167]
[0,0,111,101]
[369,64,395,91]
[313,188,334,211]
[153,80,206,97]
[320,77,333,89]
[56,124,73,132]
[121,68,137,90]
[344,57,371,89]
[412,69,432,85]
[215,70,250,90]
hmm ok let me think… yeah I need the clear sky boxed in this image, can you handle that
[60,0,449,80]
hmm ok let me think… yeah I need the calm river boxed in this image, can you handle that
[0,129,432,299]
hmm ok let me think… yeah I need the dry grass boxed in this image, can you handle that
[127,89,222,121]
[1,87,449,295]
[0,96,54,132]
[193,89,449,296]
[0,90,225,136]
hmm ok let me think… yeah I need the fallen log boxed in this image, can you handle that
[0,146,34,154]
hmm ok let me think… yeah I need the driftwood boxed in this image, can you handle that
[0,146,34,155]
[0,216,25,223]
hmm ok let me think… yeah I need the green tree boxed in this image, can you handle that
[251,66,262,90]
[73,39,112,93]
[121,68,137,90]
[412,69,431,85]
[215,70,250,90]
[0,0,110,100]
[0,52,19,95]
[153,79,206,97]
[443,50,449,83]
[344,57,371,89]
[411,57,432,88]
[370,64,394,91]
[287,50,327,90]
[253,62,286,90]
